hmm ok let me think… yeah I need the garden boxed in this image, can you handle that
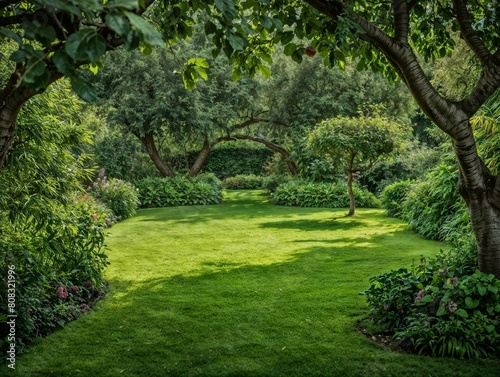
[1,1,500,376]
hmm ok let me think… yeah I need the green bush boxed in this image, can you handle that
[87,168,139,220]
[380,179,415,219]
[362,247,500,359]
[0,196,109,352]
[262,175,292,194]
[223,174,265,189]
[400,163,475,248]
[272,180,380,208]
[134,176,223,208]
[191,172,224,192]
[198,141,274,179]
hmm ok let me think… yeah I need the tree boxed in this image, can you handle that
[307,115,407,216]
[197,0,500,277]
[289,0,500,277]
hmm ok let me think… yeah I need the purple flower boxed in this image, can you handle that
[438,268,448,277]
[414,288,425,303]
[79,303,90,313]
[70,285,79,292]
[85,281,93,288]
[383,305,389,311]
[449,277,458,285]
[448,301,458,313]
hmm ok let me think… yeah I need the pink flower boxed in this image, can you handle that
[70,285,79,292]
[92,214,99,221]
[449,277,458,285]
[448,301,458,313]
[80,303,90,313]
[57,286,69,299]
[93,182,98,187]
[85,281,93,288]
[383,305,389,311]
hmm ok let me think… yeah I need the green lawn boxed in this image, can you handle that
[10,191,499,376]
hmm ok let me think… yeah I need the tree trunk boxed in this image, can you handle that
[0,79,40,168]
[140,133,175,178]
[346,169,356,216]
[187,140,211,178]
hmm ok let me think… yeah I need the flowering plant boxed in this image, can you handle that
[87,168,139,220]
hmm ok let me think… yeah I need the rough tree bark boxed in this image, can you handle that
[304,0,500,277]
[139,133,175,178]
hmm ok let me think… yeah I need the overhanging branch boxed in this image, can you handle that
[453,0,492,66]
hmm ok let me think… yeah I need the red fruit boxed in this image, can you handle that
[305,45,316,57]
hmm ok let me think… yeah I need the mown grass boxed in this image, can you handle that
[9,191,500,376]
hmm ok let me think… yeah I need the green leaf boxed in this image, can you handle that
[436,305,446,316]
[284,43,297,56]
[105,0,138,10]
[478,285,487,296]
[65,31,89,61]
[125,12,163,47]
[259,65,271,78]
[106,13,130,37]
[70,75,97,102]
[84,33,107,63]
[465,296,479,309]
[231,67,242,81]
[215,0,237,21]
[52,51,75,75]
[10,50,27,63]
[455,309,468,318]
[0,28,22,44]
[228,33,246,51]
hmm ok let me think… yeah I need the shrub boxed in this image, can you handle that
[362,247,500,359]
[400,162,475,248]
[198,141,274,179]
[87,168,139,220]
[262,175,292,194]
[134,176,223,208]
[223,174,265,190]
[272,180,380,208]
[0,198,109,352]
[380,179,415,219]
[191,172,224,192]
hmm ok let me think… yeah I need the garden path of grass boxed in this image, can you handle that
[10,191,500,376]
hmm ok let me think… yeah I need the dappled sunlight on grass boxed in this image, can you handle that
[13,191,499,377]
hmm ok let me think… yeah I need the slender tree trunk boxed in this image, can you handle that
[187,140,211,178]
[346,170,356,216]
[346,154,356,216]
[140,133,175,178]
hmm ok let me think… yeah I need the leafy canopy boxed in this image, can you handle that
[307,115,408,173]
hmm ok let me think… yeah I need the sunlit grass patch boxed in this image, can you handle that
[12,190,499,376]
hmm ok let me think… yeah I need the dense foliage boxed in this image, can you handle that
[363,248,500,359]
[200,142,274,179]
[134,175,223,208]
[380,180,415,219]
[0,83,109,352]
[223,174,264,190]
[87,169,139,221]
[272,180,379,209]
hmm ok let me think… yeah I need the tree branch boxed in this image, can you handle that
[453,0,492,66]
[0,0,20,10]
[459,64,500,118]
[393,0,410,45]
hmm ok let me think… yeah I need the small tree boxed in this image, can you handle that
[307,115,407,216]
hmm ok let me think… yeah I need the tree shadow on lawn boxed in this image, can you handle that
[15,238,497,377]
